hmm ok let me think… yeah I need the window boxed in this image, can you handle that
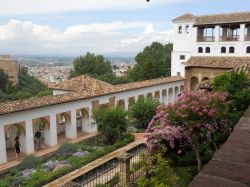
[198,47,203,53]
[229,46,235,53]
[246,46,250,53]
[221,46,226,53]
[178,26,182,34]
[180,55,185,60]
[205,47,210,53]
[186,25,190,34]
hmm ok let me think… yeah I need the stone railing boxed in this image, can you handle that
[189,106,250,187]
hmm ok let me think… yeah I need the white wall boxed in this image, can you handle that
[171,21,250,76]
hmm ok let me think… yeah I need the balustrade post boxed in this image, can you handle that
[118,153,133,185]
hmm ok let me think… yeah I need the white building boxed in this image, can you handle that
[171,12,250,76]
[0,75,184,164]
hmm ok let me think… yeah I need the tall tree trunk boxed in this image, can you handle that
[194,143,201,172]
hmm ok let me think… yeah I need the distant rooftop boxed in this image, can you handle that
[173,11,250,25]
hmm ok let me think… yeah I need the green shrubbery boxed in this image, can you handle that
[57,143,78,157]
[213,72,250,112]
[18,155,41,170]
[93,107,128,145]
[129,97,159,129]
[0,134,134,187]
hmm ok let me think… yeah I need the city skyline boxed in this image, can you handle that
[0,0,250,56]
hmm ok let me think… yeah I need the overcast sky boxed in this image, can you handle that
[0,0,250,57]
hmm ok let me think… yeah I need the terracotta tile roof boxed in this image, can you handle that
[116,76,183,92]
[0,76,184,115]
[184,56,250,69]
[228,63,250,76]
[173,12,250,25]
[173,13,196,22]
[50,75,117,95]
[199,64,250,90]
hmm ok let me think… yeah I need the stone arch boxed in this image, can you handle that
[128,97,135,109]
[5,122,26,160]
[33,117,50,149]
[201,77,210,82]
[190,76,199,91]
[117,99,125,109]
[77,108,91,133]
[147,93,153,99]
[56,112,71,141]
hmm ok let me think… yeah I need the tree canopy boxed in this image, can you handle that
[69,52,130,85]
[0,67,51,103]
[69,52,113,78]
[128,42,172,81]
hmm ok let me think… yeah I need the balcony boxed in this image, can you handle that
[219,35,240,42]
[245,35,250,41]
[197,36,215,42]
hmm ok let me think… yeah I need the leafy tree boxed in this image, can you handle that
[93,107,128,145]
[0,67,52,103]
[128,42,172,81]
[212,72,250,112]
[130,97,159,129]
[69,52,113,79]
[69,52,130,85]
[0,69,12,93]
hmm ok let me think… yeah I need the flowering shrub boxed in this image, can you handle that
[146,90,229,171]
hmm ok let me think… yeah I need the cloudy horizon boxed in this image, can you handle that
[0,0,249,57]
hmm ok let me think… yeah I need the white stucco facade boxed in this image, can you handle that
[171,16,250,76]
[0,79,184,164]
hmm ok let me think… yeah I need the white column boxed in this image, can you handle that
[0,125,7,164]
[125,98,129,111]
[159,90,163,104]
[46,114,58,146]
[215,25,220,42]
[88,106,97,132]
[24,119,35,154]
[66,110,77,139]
[166,89,169,104]
[240,24,246,41]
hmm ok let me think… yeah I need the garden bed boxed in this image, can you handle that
[0,134,134,187]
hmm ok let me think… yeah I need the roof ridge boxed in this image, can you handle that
[196,11,250,18]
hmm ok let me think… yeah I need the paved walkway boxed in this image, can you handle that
[44,134,146,187]
[189,107,250,187]
[0,132,97,174]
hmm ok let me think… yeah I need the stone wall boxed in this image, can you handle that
[185,67,230,90]
[0,55,19,85]
[189,106,250,187]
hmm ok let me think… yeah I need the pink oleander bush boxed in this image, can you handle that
[146,90,230,171]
